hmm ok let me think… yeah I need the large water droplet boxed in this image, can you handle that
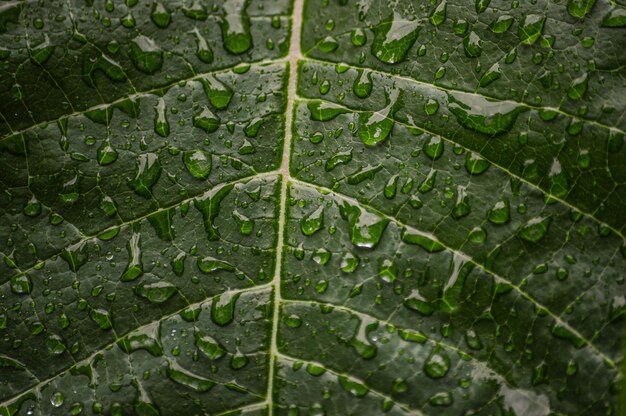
[429,1,447,26]
[300,206,324,235]
[424,347,450,378]
[353,69,373,98]
[129,35,163,74]
[517,216,551,242]
[128,153,161,198]
[200,75,233,110]
[154,98,169,137]
[448,92,525,136]
[307,100,349,121]
[518,15,545,45]
[221,0,252,54]
[371,13,420,64]
[339,202,389,249]
[195,331,226,359]
[192,27,213,63]
[211,292,240,326]
[121,233,143,281]
[183,150,212,179]
[151,1,171,28]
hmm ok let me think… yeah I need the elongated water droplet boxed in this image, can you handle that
[490,15,514,33]
[194,185,233,241]
[401,228,445,252]
[518,15,545,45]
[429,1,447,26]
[154,98,169,137]
[195,331,226,359]
[463,31,482,58]
[358,89,399,146]
[353,69,373,98]
[384,175,399,199]
[346,164,383,185]
[121,233,143,281]
[167,362,215,392]
[567,0,596,18]
[403,289,433,315]
[307,100,349,121]
[221,0,252,54]
[372,13,420,64]
[325,149,352,171]
[192,27,213,63]
[128,153,161,198]
[476,0,491,13]
[339,376,369,397]
[448,92,525,136]
[488,198,510,224]
[197,256,235,273]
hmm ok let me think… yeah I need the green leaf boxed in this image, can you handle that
[0,0,624,415]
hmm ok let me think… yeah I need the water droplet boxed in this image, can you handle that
[401,228,445,252]
[378,258,397,283]
[128,153,161,198]
[384,175,399,199]
[567,0,596,18]
[318,36,339,53]
[197,256,235,273]
[567,73,588,100]
[346,164,383,184]
[97,140,117,165]
[358,89,399,146]
[451,186,470,219]
[232,210,254,235]
[372,13,420,63]
[551,324,586,348]
[351,28,366,46]
[10,274,32,294]
[130,35,163,74]
[517,216,551,242]
[135,280,177,304]
[325,149,352,171]
[29,35,54,65]
[221,0,252,54]
[46,334,66,355]
[167,361,215,392]
[424,98,439,115]
[475,0,491,14]
[403,289,433,316]
[193,106,221,133]
[90,308,113,330]
[429,1,447,26]
[424,347,450,378]
[192,27,213,63]
[340,252,359,273]
[465,152,490,175]
[488,198,510,224]
[200,75,233,110]
[339,376,368,397]
[423,135,444,160]
[195,331,226,359]
[463,31,482,58]
[339,202,389,249]
[300,206,324,235]
[194,185,233,241]
[211,292,240,326]
[490,15,514,33]
[285,314,302,328]
[117,326,163,356]
[50,392,65,408]
[23,195,41,217]
[518,15,545,45]
[183,150,212,179]
[154,98,169,137]
[121,233,143,281]
[479,62,501,87]
[448,92,525,135]
[61,241,88,272]
[353,69,373,98]
[601,8,626,27]
[151,2,171,28]
[244,117,264,137]
[307,100,349,121]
